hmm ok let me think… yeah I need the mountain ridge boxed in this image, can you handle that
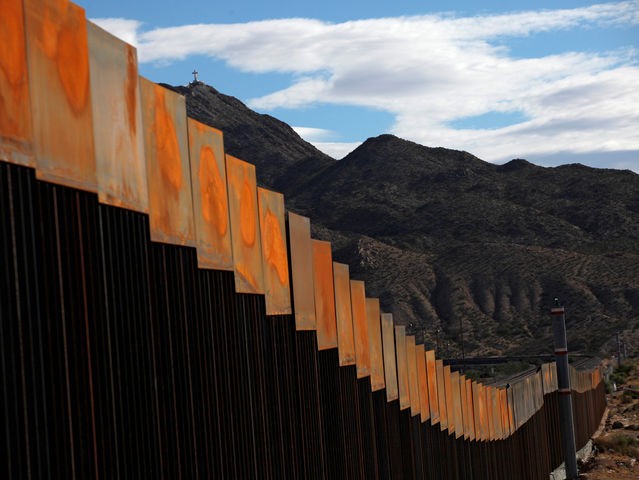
[170,81,639,357]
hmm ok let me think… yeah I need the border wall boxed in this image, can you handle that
[1,1,607,478]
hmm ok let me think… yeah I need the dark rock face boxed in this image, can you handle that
[174,82,639,357]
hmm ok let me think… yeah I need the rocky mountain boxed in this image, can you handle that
[172,81,639,358]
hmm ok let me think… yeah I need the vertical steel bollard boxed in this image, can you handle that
[550,303,578,479]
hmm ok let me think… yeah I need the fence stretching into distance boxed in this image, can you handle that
[1,0,606,478]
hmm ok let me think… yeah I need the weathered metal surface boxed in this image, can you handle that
[500,388,509,438]
[395,325,410,409]
[313,240,337,350]
[416,344,429,423]
[482,384,490,441]
[225,154,264,293]
[187,118,232,270]
[452,371,463,439]
[350,280,370,378]
[507,386,515,435]
[139,77,195,246]
[472,381,482,441]
[406,335,419,417]
[258,187,291,315]
[425,350,440,425]
[366,298,385,391]
[490,386,499,440]
[465,378,475,440]
[25,0,96,190]
[87,21,148,213]
[380,313,398,401]
[460,375,468,440]
[287,212,315,330]
[444,365,454,435]
[436,359,448,430]
[0,0,34,166]
[333,262,356,366]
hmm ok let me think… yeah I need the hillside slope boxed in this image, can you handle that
[175,82,639,357]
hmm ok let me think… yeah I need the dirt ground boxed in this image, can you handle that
[578,359,639,479]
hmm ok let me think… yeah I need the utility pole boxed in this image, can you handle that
[550,300,578,480]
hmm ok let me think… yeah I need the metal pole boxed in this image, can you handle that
[551,303,578,480]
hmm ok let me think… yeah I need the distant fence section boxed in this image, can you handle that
[1,1,606,478]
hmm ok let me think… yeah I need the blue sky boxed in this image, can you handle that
[84,0,638,170]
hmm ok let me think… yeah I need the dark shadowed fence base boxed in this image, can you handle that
[1,162,606,479]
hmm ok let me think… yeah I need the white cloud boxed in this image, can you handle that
[93,2,639,168]
[292,126,337,142]
[91,18,142,46]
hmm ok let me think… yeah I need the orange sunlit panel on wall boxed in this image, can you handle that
[395,326,410,410]
[258,187,291,315]
[381,313,398,401]
[507,387,515,435]
[460,375,468,440]
[500,388,509,438]
[288,212,316,330]
[0,0,33,166]
[416,344,429,423]
[406,335,419,417]
[140,77,195,246]
[487,387,495,441]
[334,263,355,366]
[426,350,440,424]
[188,118,233,270]
[367,298,385,391]
[226,154,264,293]
[436,359,448,430]
[466,378,475,440]
[474,382,484,441]
[313,240,337,350]
[288,212,315,330]
[444,366,455,435]
[351,280,370,378]
[88,21,148,213]
[25,0,96,190]
[452,371,463,439]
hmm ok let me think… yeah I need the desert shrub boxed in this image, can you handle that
[595,433,639,458]
[611,363,633,386]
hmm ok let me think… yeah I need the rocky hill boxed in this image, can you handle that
[171,82,639,358]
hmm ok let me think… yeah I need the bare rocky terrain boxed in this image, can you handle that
[167,81,639,358]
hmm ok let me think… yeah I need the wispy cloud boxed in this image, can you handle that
[93,1,639,167]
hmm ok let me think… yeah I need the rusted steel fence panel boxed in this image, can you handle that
[351,280,370,378]
[465,378,475,441]
[225,154,264,293]
[426,350,440,424]
[381,313,398,401]
[416,344,429,422]
[287,212,315,330]
[25,0,96,190]
[452,371,463,439]
[140,78,195,246]
[0,0,34,166]
[258,187,291,315]
[88,21,148,213]
[333,262,356,366]
[395,326,410,410]
[313,240,337,350]
[187,118,232,270]
[406,335,420,417]
[366,298,385,391]
[436,359,448,431]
